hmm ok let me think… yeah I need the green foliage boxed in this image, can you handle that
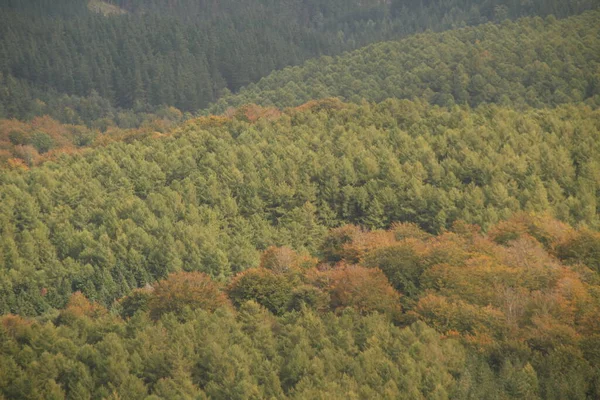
[119,288,152,319]
[0,99,599,314]
[8,130,28,146]
[557,228,600,273]
[288,285,330,312]
[1,215,599,398]
[1,2,598,126]
[0,306,470,399]
[227,268,296,315]
[210,10,600,113]
[30,132,54,154]
[1,5,599,395]
[362,241,425,305]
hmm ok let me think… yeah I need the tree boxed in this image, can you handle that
[227,268,295,315]
[307,264,402,318]
[362,241,425,305]
[148,272,230,321]
[557,228,600,273]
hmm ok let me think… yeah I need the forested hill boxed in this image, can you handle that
[1,99,599,315]
[208,10,600,113]
[1,7,599,167]
[1,1,598,128]
[2,216,600,399]
[1,102,600,399]
[1,103,600,400]
[2,3,600,398]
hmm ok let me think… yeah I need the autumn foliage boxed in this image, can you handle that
[307,264,402,317]
[320,225,395,264]
[110,216,600,348]
[56,291,109,326]
[335,217,600,358]
[147,272,230,320]
[3,215,600,399]
[259,246,317,273]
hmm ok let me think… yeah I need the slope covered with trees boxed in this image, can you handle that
[209,10,600,113]
[0,110,185,168]
[1,3,600,399]
[0,9,597,172]
[1,213,599,399]
[1,0,597,127]
[1,99,599,315]
[2,9,598,169]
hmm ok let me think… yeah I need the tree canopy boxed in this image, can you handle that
[1,3,599,399]
[1,213,599,399]
[209,10,600,112]
[1,98,599,315]
[1,1,597,126]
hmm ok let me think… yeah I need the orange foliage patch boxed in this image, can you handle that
[234,104,282,122]
[1,314,33,338]
[64,291,108,319]
[489,212,574,251]
[149,271,230,320]
[6,157,29,170]
[260,246,317,273]
[333,215,600,352]
[0,114,185,168]
[321,225,395,264]
[307,264,401,317]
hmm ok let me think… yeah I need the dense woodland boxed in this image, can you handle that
[2,10,599,167]
[1,2,600,399]
[0,0,598,126]
[1,99,599,314]
[1,215,600,399]
[209,10,600,112]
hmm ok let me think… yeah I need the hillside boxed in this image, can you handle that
[1,0,597,127]
[1,214,599,399]
[0,111,185,168]
[1,3,600,399]
[209,10,600,113]
[1,10,598,168]
[1,98,599,316]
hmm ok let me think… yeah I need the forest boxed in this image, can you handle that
[1,2,600,400]
[208,10,600,112]
[2,9,599,167]
[0,0,598,126]
[1,98,600,314]
[1,215,600,399]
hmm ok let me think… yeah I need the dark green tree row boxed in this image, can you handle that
[1,0,598,126]
[1,98,599,315]
[209,10,600,113]
[0,0,89,17]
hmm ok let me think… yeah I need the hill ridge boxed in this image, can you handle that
[207,10,600,113]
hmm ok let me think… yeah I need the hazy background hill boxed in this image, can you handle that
[208,10,600,113]
[0,0,597,127]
